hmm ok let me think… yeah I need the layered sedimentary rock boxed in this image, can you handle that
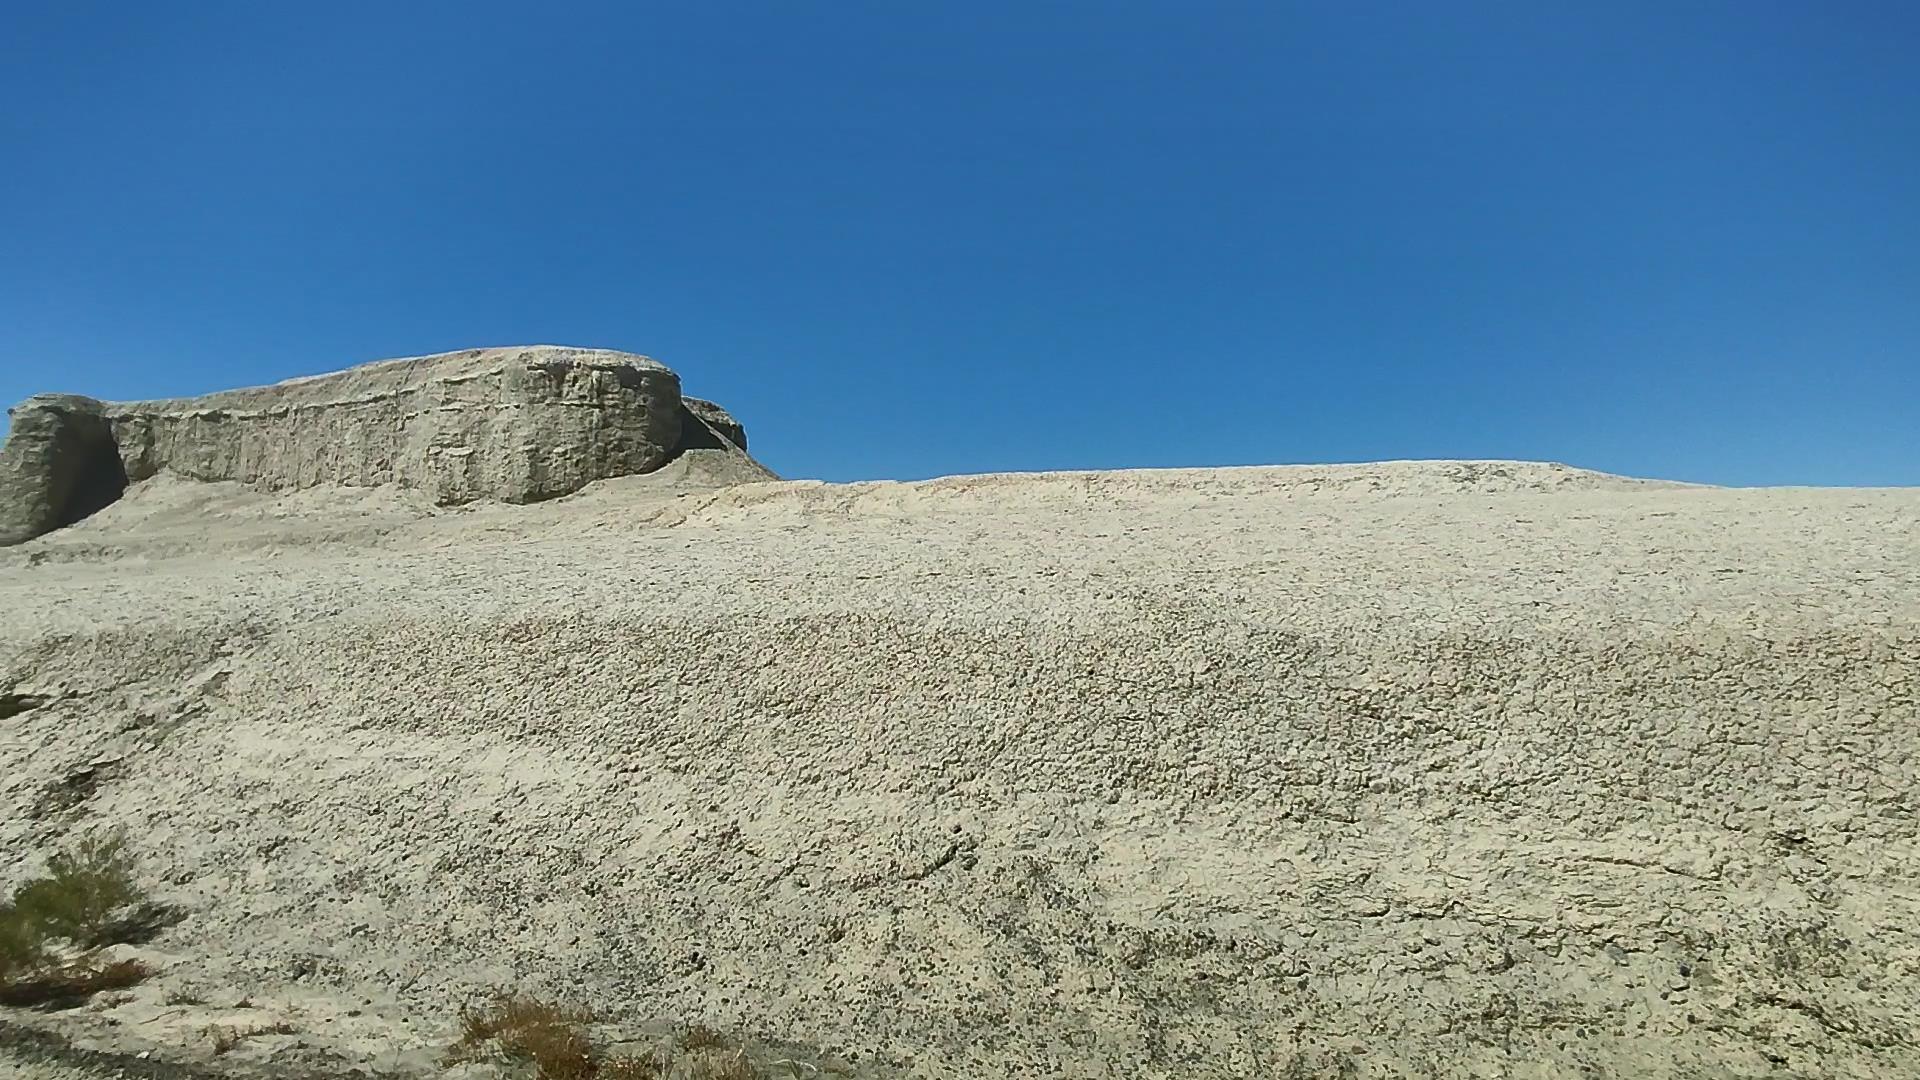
[0,346,761,545]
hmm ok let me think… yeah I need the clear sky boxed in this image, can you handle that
[3,2,1915,485]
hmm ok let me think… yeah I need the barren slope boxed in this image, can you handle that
[2,461,1916,1079]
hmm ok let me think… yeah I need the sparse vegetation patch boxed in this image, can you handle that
[11,832,141,947]
[203,1020,299,1055]
[446,993,598,1079]
[445,993,832,1079]
[0,830,156,1008]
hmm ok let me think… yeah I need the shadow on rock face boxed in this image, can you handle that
[55,432,128,530]
[0,692,50,719]
[673,397,749,454]
[0,394,129,546]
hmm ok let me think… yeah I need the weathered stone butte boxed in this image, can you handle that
[0,345,764,545]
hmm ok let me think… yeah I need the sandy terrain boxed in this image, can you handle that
[1,460,1916,1078]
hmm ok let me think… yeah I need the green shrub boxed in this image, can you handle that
[11,831,140,946]
[0,830,154,1007]
[0,908,49,982]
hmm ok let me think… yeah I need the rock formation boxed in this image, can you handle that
[0,346,766,545]
[0,395,130,547]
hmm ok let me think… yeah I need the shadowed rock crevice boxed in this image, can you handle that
[0,346,768,545]
[60,429,130,529]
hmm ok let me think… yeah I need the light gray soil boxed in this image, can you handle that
[1,460,1916,1078]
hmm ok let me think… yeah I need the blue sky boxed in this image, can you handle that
[3,2,1915,485]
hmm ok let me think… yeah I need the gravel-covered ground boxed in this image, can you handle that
[1,461,1916,1078]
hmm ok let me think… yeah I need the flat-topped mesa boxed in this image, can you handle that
[0,345,762,545]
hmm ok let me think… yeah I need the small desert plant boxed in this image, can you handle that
[599,1056,664,1080]
[204,1020,298,1054]
[446,993,597,1079]
[444,992,794,1080]
[678,1026,762,1080]
[0,831,154,1007]
[11,831,141,946]
[685,1048,758,1080]
[681,1025,731,1052]
[0,910,50,982]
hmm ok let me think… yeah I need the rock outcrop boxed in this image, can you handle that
[680,396,749,452]
[0,395,128,546]
[0,346,766,545]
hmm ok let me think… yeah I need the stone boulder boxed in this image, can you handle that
[0,345,765,545]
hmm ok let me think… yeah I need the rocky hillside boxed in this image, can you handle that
[1,459,1916,1078]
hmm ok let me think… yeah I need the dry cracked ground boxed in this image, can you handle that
[1,461,1916,1079]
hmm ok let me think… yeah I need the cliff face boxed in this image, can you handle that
[0,346,762,545]
[0,394,128,546]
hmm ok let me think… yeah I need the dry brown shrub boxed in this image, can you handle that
[686,1047,759,1080]
[0,957,152,1008]
[447,993,597,1079]
[599,1055,664,1080]
[442,992,798,1079]
[681,1024,731,1051]
[203,1019,298,1055]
